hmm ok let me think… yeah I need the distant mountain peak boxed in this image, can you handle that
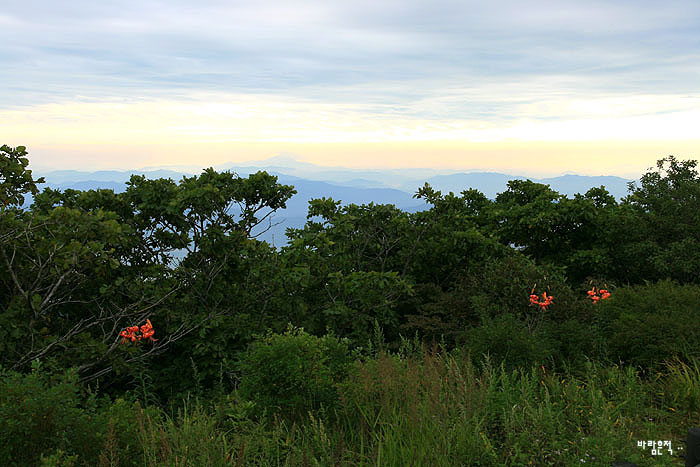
[222,153,319,169]
[264,153,303,164]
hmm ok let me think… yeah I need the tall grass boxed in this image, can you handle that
[6,347,696,465]
[332,351,670,466]
[101,350,696,466]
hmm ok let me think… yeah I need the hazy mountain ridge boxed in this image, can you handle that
[39,157,633,200]
[34,156,634,245]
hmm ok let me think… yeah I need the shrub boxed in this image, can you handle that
[595,280,700,370]
[0,361,102,466]
[538,318,599,370]
[459,313,552,371]
[403,253,583,347]
[455,254,585,324]
[39,450,78,467]
[237,325,354,421]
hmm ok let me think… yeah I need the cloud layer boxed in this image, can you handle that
[1,0,699,174]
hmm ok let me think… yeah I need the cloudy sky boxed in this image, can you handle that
[1,0,699,176]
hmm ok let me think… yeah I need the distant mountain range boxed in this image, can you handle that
[33,156,635,246]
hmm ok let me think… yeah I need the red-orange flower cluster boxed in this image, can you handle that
[587,287,611,303]
[120,319,157,343]
[529,292,554,310]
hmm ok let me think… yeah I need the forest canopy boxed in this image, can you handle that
[2,145,699,384]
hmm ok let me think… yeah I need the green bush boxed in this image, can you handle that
[538,318,599,370]
[455,254,585,324]
[238,325,354,421]
[0,361,102,466]
[403,253,584,348]
[595,280,700,370]
[459,313,552,371]
[39,449,79,467]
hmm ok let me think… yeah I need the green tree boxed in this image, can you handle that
[283,199,415,345]
[124,169,297,396]
[488,179,619,284]
[2,149,298,394]
[411,184,505,288]
[619,156,700,284]
[0,145,44,209]
[283,189,511,347]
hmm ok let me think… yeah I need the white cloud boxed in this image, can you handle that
[3,0,699,108]
[2,89,699,145]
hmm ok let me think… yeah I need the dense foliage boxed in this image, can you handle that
[1,145,699,465]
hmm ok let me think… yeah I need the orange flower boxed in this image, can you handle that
[140,319,152,333]
[587,287,611,303]
[120,319,157,343]
[529,292,554,310]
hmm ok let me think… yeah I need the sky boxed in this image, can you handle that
[1,0,699,177]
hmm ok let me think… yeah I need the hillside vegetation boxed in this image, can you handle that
[1,144,699,466]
